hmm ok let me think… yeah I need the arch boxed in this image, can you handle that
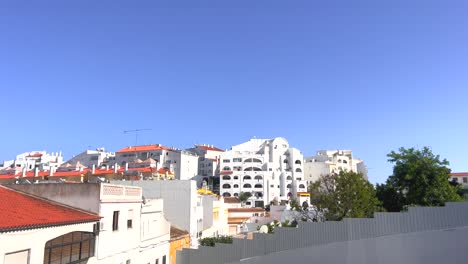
[243,183,252,188]
[244,158,262,163]
[233,193,239,197]
[299,184,306,188]
[243,175,252,180]
[343,160,348,164]
[222,175,231,180]
[255,192,263,198]
[287,184,291,188]
[222,184,231,189]
[295,168,302,172]
[223,192,231,197]
[243,192,252,197]
[283,159,288,164]
[338,159,342,163]
[287,192,292,197]
[233,175,239,180]
[295,160,301,165]
[244,166,261,171]
[233,184,239,188]
[44,232,95,264]
[222,166,231,171]
[254,184,263,188]
[254,175,263,180]
[286,176,292,180]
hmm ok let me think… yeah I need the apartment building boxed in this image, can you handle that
[115,145,198,180]
[303,150,368,183]
[1,151,63,172]
[186,144,224,190]
[9,183,171,264]
[65,148,116,168]
[219,137,308,208]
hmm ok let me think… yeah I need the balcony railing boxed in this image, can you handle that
[100,183,142,202]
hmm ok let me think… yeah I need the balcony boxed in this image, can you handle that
[100,183,142,202]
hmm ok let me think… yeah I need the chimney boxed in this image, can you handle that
[105,164,109,171]
[125,162,128,172]
[114,163,118,174]
[34,167,38,177]
[92,164,96,174]
[22,168,26,177]
[50,168,54,177]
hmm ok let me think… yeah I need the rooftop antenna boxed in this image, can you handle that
[123,128,152,146]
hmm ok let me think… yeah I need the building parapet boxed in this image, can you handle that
[100,183,142,202]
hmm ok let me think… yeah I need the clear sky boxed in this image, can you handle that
[1,0,467,184]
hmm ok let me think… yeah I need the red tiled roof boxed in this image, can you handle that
[26,153,43,157]
[224,197,241,204]
[0,186,100,232]
[116,145,170,153]
[451,172,468,177]
[170,226,190,240]
[196,145,224,152]
[157,167,173,175]
[228,208,265,213]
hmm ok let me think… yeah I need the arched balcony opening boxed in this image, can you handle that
[233,175,239,180]
[244,166,262,171]
[233,193,239,197]
[343,160,348,164]
[255,192,263,198]
[295,160,301,165]
[233,184,239,188]
[222,166,231,171]
[286,176,292,180]
[223,192,231,197]
[244,158,262,163]
[254,184,263,188]
[222,175,231,180]
[338,159,342,163]
[243,175,252,180]
[295,168,302,172]
[44,232,95,264]
[243,184,252,188]
[222,184,231,189]
[254,175,263,180]
[299,184,306,188]
[287,184,291,188]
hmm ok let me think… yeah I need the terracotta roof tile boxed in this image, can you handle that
[451,172,468,177]
[170,226,189,240]
[0,186,100,232]
[196,145,224,152]
[116,145,170,153]
[223,197,241,204]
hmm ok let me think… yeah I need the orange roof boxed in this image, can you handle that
[224,197,241,204]
[228,208,265,213]
[228,217,250,224]
[157,167,174,175]
[196,145,224,152]
[116,145,170,153]
[220,170,233,175]
[451,172,468,177]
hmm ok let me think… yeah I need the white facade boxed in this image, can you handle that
[304,150,368,183]
[10,183,171,264]
[115,145,199,180]
[219,138,308,207]
[1,151,63,172]
[66,148,116,168]
[450,173,468,187]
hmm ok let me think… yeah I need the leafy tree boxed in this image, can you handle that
[238,192,252,206]
[199,235,233,247]
[309,170,380,221]
[378,147,462,211]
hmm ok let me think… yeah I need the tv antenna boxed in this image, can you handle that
[123,128,152,146]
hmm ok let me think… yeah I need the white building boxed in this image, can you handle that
[115,145,199,180]
[450,172,468,187]
[186,144,224,189]
[303,150,368,183]
[219,137,308,208]
[10,183,171,264]
[0,185,101,264]
[65,148,116,168]
[1,151,64,172]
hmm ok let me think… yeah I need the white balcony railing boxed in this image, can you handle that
[100,183,142,202]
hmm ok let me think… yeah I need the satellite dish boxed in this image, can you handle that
[258,225,268,234]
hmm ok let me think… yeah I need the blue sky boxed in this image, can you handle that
[1,0,467,184]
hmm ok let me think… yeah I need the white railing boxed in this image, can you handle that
[100,183,142,202]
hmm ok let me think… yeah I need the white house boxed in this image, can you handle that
[65,148,116,168]
[115,145,199,180]
[0,185,101,264]
[9,183,171,264]
[450,172,468,187]
[303,150,368,183]
[1,151,64,172]
[219,137,308,207]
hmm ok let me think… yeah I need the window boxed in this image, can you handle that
[233,158,242,162]
[243,184,252,188]
[233,184,239,188]
[222,175,231,180]
[222,184,231,189]
[464,177,468,183]
[4,250,29,264]
[127,210,133,229]
[222,166,231,171]
[126,260,131,264]
[287,184,291,188]
[234,176,239,180]
[254,184,263,188]
[243,175,252,180]
[223,159,230,163]
[295,168,302,172]
[113,211,119,231]
[299,184,306,188]
[43,232,95,264]
[162,255,166,264]
[155,259,159,264]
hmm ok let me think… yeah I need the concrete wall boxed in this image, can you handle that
[176,202,468,264]
[9,183,101,213]
[112,180,199,247]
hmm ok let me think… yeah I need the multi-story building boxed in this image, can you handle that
[219,137,308,208]
[115,145,199,180]
[9,183,171,264]
[303,150,368,183]
[450,172,468,187]
[1,151,64,172]
[186,144,224,190]
[65,148,116,168]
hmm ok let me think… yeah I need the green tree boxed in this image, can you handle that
[199,236,233,247]
[309,170,380,221]
[238,192,251,206]
[378,147,462,211]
